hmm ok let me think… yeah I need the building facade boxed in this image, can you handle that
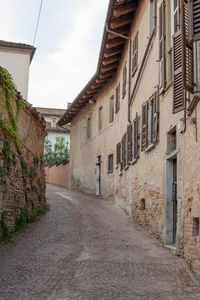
[35,107,70,149]
[59,0,200,276]
[0,40,35,100]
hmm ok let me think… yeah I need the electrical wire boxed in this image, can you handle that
[33,0,44,46]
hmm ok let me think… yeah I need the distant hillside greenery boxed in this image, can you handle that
[44,137,70,165]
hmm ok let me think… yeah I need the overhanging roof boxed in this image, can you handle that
[0,40,36,63]
[58,0,138,126]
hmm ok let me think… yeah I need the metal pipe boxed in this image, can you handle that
[105,24,132,123]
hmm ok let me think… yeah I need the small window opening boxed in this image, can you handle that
[141,198,146,210]
[193,217,199,237]
[108,154,113,173]
[167,129,176,154]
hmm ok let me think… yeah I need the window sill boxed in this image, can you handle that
[116,165,119,169]
[119,171,123,176]
[107,170,113,174]
[145,143,155,153]
[130,159,137,165]
[124,165,129,171]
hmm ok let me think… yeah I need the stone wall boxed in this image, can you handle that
[0,75,46,237]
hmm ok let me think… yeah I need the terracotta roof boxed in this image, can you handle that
[35,107,67,117]
[0,40,36,62]
[58,0,138,126]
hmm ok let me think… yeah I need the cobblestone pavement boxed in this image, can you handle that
[0,184,200,300]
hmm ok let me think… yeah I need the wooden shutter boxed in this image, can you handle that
[188,0,200,41]
[141,102,148,151]
[121,134,126,170]
[133,113,139,159]
[115,83,120,112]
[159,1,166,93]
[122,63,127,98]
[172,0,193,113]
[132,32,138,74]
[127,124,132,164]
[116,143,121,166]
[153,87,160,143]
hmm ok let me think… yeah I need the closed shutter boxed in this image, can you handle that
[133,113,139,159]
[115,83,120,112]
[188,0,200,41]
[122,63,127,98]
[153,87,160,143]
[141,102,148,151]
[159,1,166,93]
[116,142,121,166]
[132,32,138,74]
[121,134,126,170]
[127,124,132,164]
[172,0,193,113]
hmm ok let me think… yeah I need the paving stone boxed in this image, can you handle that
[0,184,200,300]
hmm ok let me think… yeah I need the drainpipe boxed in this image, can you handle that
[105,24,132,122]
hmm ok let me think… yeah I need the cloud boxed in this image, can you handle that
[29,0,108,109]
[0,0,109,109]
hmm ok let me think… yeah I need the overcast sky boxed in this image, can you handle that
[0,0,109,108]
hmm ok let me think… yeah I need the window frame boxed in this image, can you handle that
[98,106,103,131]
[108,153,114,173]
[109,96,114,123]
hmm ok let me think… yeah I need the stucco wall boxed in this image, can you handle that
[45,161,71,188]
[0,49,30,100]
[70,0,184,242]
[68,0,200,277]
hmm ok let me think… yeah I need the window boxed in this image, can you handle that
[141,89,159,151]
[108,154,113,173]
[98,106,102,131]
[132,32,138,75]
[87,117,91,139]
[51,117,57,128]
[132,113,140,160]
[121,133,127,170]
[167,128,176,154]
[188,0,200,41]
[172,0,194,114]
[109,96,114,123]
[193,217,199,237]
[122,62,127,98]
[116,142,121,168]
[150,0,157,36]
[115,83,120,112]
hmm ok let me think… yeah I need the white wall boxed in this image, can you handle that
[47,132,70,150]
[0,49,30,100]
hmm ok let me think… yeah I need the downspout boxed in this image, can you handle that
[105,24,132,122]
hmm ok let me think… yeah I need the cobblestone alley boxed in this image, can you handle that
[0,184,200,300]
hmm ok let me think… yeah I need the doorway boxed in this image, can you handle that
[96,155,101,196]
[166,155,178,245]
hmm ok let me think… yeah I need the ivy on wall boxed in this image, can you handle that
[0,67,48,242]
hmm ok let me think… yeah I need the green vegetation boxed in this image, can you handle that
[44,137,70,165]
[0,67,48,242]
[0,204,50,242]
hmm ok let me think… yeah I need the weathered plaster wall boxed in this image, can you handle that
[45,161,71,188]
[70,0,185,243]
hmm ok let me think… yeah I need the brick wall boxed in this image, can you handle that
[0,87,46,235]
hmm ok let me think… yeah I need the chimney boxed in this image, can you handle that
[67,102,72,109]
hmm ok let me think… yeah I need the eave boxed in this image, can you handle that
[58,0,138,126]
